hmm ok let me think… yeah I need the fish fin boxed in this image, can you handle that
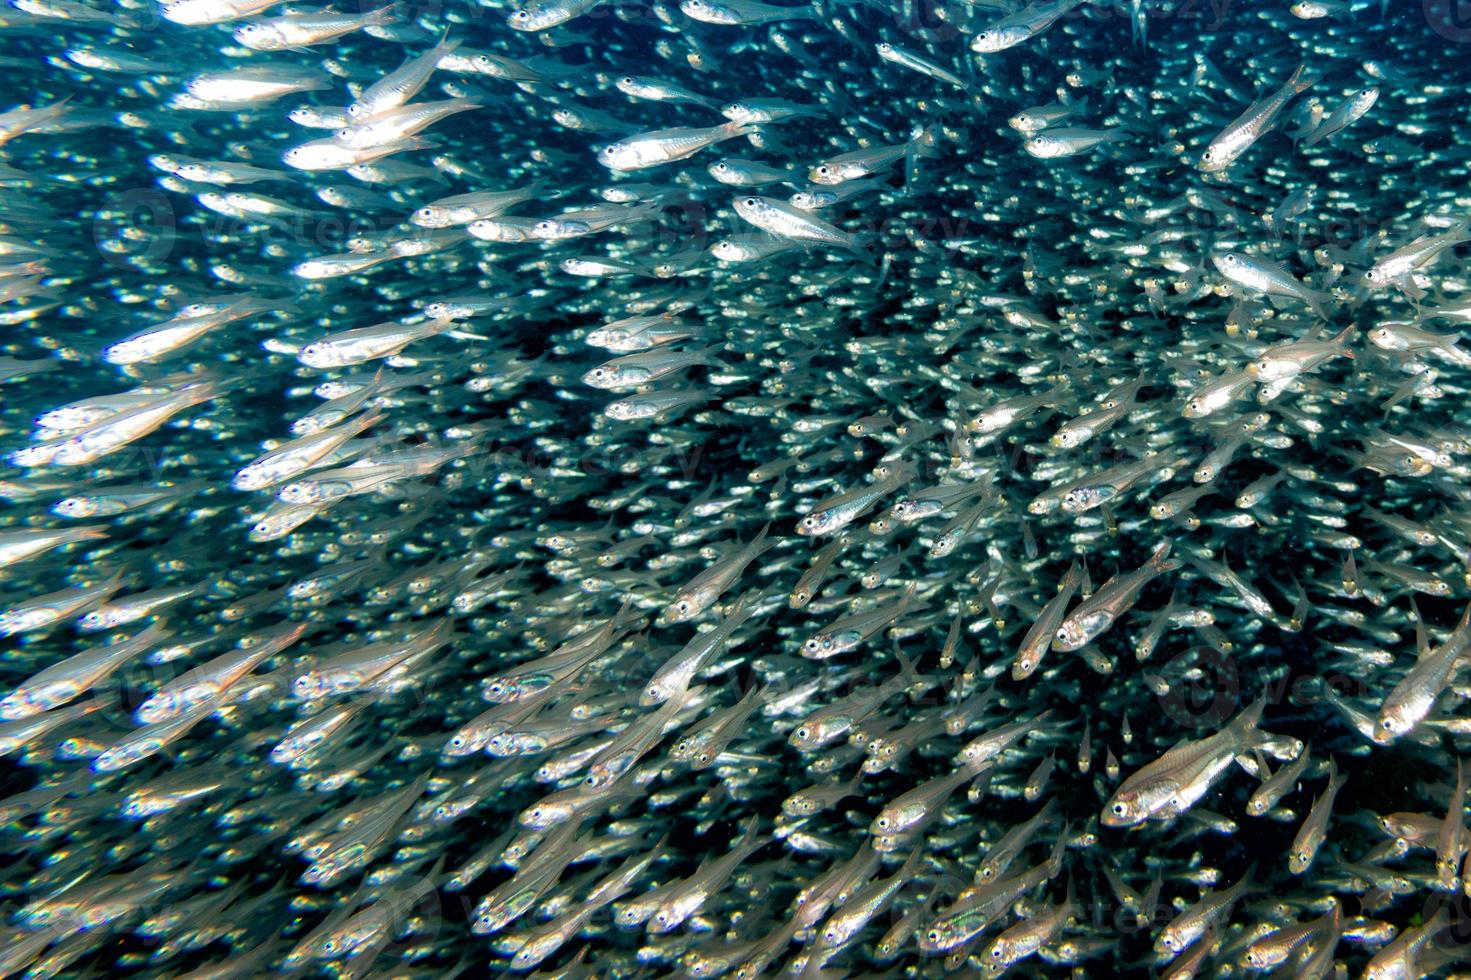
[1147,539,1175,568]
[1045,828,1068,875]
[1286,62,1322,93]
[748,520,774,555]
[367,2,404,24]
[1412,596,1428,658]
[1235,691,1269,733]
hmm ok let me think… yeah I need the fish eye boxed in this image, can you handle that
[511,9,529,19]
[927,929,941,943]
[620,76,633,85]
[878,42,891,51]
[795,726,810,739]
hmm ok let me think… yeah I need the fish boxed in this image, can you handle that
[1374,601,1471,743]
[875,43,969,92]
[1210,250,1333,318]
[970,0,1090,53]
[598,122,754,172]
[1199,63,1320,172]
[1286,758,1345,874]
[1102,695,1301,827]
[732,194,875,257]
[1301,86,1379,147]
[679,0,815,25]
[1052,542,1181,651]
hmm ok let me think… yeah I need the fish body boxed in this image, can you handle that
[1199,64,1319,172]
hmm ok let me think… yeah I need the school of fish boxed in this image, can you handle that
[2,0,1471,974]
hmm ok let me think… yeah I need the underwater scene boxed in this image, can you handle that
[3,0,1471,974]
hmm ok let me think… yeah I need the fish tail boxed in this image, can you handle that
[1146,539,1176,569]
[737,814,761,849]
[1045,827,1068,875]
[366,3,404,25]
[906,125,941,160]
[893,648,932,693]
[695,342,729,366]
[1235,692,1269,735]
[1303,287,1332,319]
[844,231,883,266]
[749,520,775,555]
[1287,63,1322,93]
[1228,863,1257,900]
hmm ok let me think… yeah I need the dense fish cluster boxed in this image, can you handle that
[4,0,1471,974]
